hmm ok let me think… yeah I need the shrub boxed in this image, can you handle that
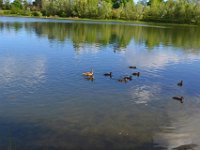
[0,10,3,15]
[32,11,42,17]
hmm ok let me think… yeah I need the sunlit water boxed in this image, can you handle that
[0,16,200,150]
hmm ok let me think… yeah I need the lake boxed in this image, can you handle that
[0,16,200,150]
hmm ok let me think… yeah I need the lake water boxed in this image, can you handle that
[0,16,200,150]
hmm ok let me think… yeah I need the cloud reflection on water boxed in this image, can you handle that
[125,45,200,149]
[0,56,46,86]
[130,85,161,104]
[154,104,200,150]
[125,46,200,70]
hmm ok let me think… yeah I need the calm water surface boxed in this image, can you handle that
[0,16,200,150]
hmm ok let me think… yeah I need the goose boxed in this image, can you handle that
[177,80,183,87]
[82,69,94,76]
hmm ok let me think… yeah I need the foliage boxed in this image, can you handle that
[32,10,42,16]
[1,0,200,25]
[0,0,3,9]
[0,10,3,15]
[11,0,23,10]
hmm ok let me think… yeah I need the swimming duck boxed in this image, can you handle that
[123,76,132,81]
[82,69,93,76]
[104,72,112,77]
[132,72,140,77]
[177,80,183,87]
[118,78,128,83]
[129,66,137,69]
[172,96,184,103]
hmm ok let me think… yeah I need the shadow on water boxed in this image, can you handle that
[0,118,167,150]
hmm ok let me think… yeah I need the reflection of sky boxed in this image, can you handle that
[125,42,200,149]
[154,103,200,149]
[0,56,46,86]
[125,42,200,70]
[130,85,161,104]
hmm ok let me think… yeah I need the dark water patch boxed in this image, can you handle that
[0,118,168,150]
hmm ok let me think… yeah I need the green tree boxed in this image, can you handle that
[147,0,163,6]
[0,0,3,9]
[11,0,23,9]
[146,0,163,20]
[3,0,10,9]
[22,0,28,10]
[33,0,42,8]
[112,0,130,8]
[121,0,136,19]
[86,0,98,18]
[98,0,112,19]
[72,0,87,17]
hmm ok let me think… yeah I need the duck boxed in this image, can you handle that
[104,72,112,77]
[118,78,128,83]
[123,76,132,81]
[177,80,183,87]
[172,96,184,103]
[129,66,137,69]
[132,72,140,77]
[82,69,93,76]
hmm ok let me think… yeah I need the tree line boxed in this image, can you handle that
[0,0,200,25]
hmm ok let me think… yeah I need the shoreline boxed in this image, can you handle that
[0,14,198,27]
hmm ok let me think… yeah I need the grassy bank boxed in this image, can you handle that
[0,10,198,27]
[1,0,200,26]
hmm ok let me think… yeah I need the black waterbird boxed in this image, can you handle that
[123,76,132,81]
[177,80,183,87]
[129,66,137,69]
[132,72,140,77]
[104,72,112,77]
[118,78,128,83]
[172,96,184,103]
